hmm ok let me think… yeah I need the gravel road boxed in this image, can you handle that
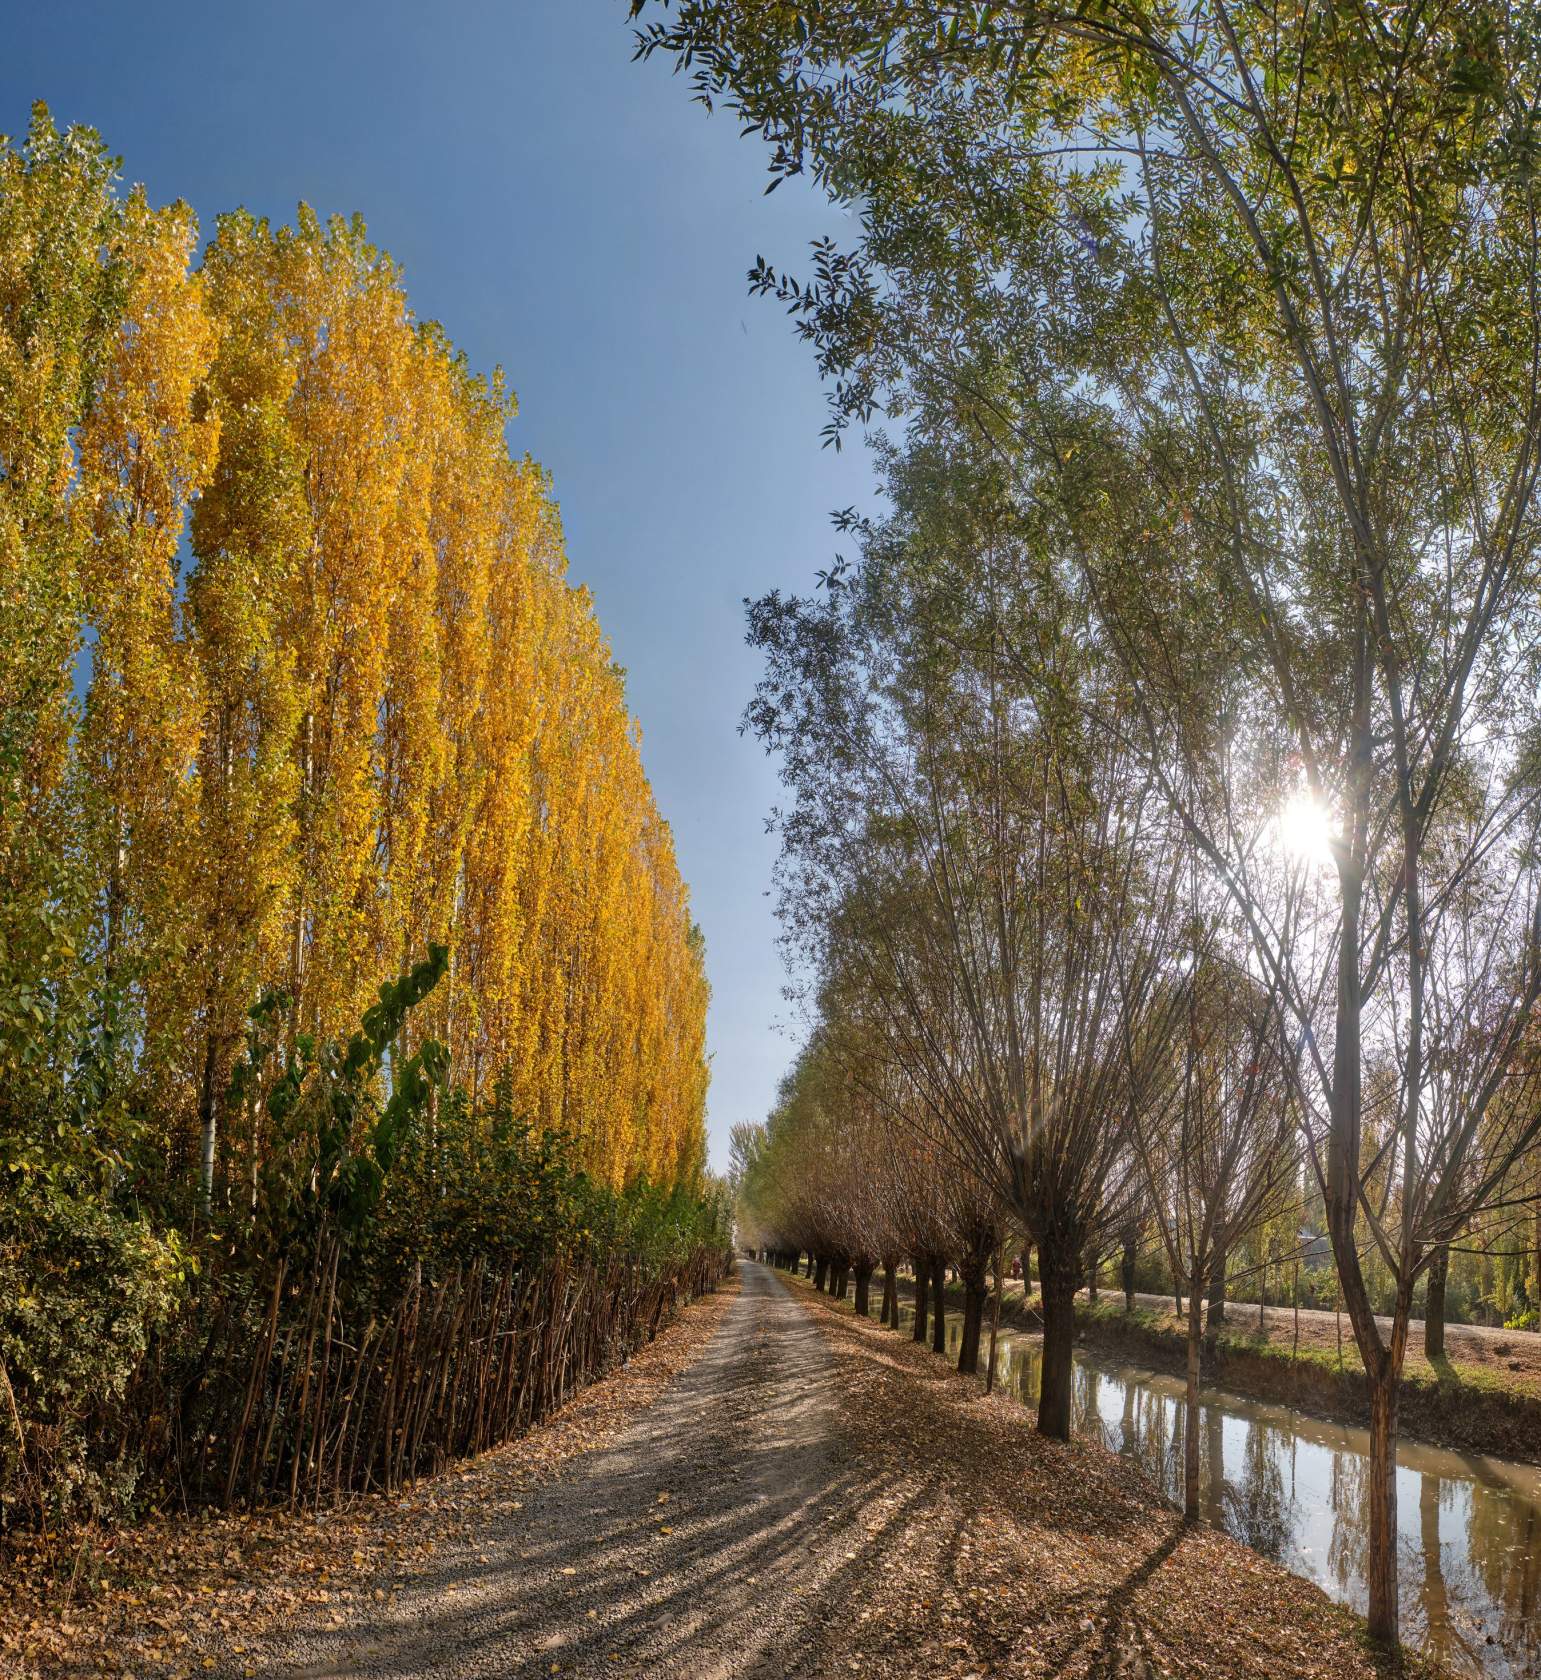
[260,1262,867,1679]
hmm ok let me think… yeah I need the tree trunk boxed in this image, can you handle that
[1020,1245,1033,1297]
[881,1260,898,1328]
[986,1249,1002,1394]
[196,1033,220,1218]
[1037,1264,1078,1440]
[1425,1243,1449,1360]
[854,1262,873,1318]
[1121,1236,1136,1312]
[1533,1205,1541,1316]
[1320,721,1400,1651]
[814,1255,828,1292]
[1085,1243,1099,1301]
[931,1257,947,1355]
[958,1277,986,1375]
[1366,1369,1401,1647]
[1184,1285,1203,1519]
[1208,1245,1227,1325]
[834,1260,850,1300]
[911,1259,929,1343]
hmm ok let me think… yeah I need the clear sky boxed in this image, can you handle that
[5,1,871,1171]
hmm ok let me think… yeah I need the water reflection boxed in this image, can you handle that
[891,1302,1541,1677]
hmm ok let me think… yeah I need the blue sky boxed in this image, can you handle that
[7,1,872,1170]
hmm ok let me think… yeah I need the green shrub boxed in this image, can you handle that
[0,1179,189,1527]
[1,945,729,1527]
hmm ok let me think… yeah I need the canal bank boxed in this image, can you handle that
[883,1269,1541,1467]
[1074,1299,1541,1470]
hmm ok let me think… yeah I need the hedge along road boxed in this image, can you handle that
[242,1262,1437,1680]
[255,1261,870,1680]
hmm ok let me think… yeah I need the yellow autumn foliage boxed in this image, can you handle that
[3,122,707,1196]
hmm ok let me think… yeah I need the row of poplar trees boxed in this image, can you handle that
[0,107,716,1524]
[1,106,708,1203]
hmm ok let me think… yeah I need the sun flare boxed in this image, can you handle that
[1277,791,1336,867]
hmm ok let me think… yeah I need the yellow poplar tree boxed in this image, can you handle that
[184,209,309,1203]
[0,109,120,959]
[76,191,220,1152]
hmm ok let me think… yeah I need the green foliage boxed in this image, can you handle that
[226,945,452,1251]
[0,1177,189,1529]
[362,1069,730,1291]
[0,938,726,1529]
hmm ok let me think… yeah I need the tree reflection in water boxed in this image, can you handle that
[1326,1445,1370,1605]
[1222,1418,1293,1561]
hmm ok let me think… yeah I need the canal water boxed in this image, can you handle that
[893,1301,1541,1677]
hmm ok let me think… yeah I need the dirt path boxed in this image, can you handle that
[241,1262,1438,1680]
[247,1262,867,1679]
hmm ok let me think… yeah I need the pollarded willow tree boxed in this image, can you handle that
[825,964,1014,1363]
[738,999,1012,1365]
[746,439,1189,1437]
[635,0,1541,1643]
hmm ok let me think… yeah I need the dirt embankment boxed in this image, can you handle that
[1076,1296,1541,1466]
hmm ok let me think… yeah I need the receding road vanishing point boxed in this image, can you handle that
[47,1263,1463,1680]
